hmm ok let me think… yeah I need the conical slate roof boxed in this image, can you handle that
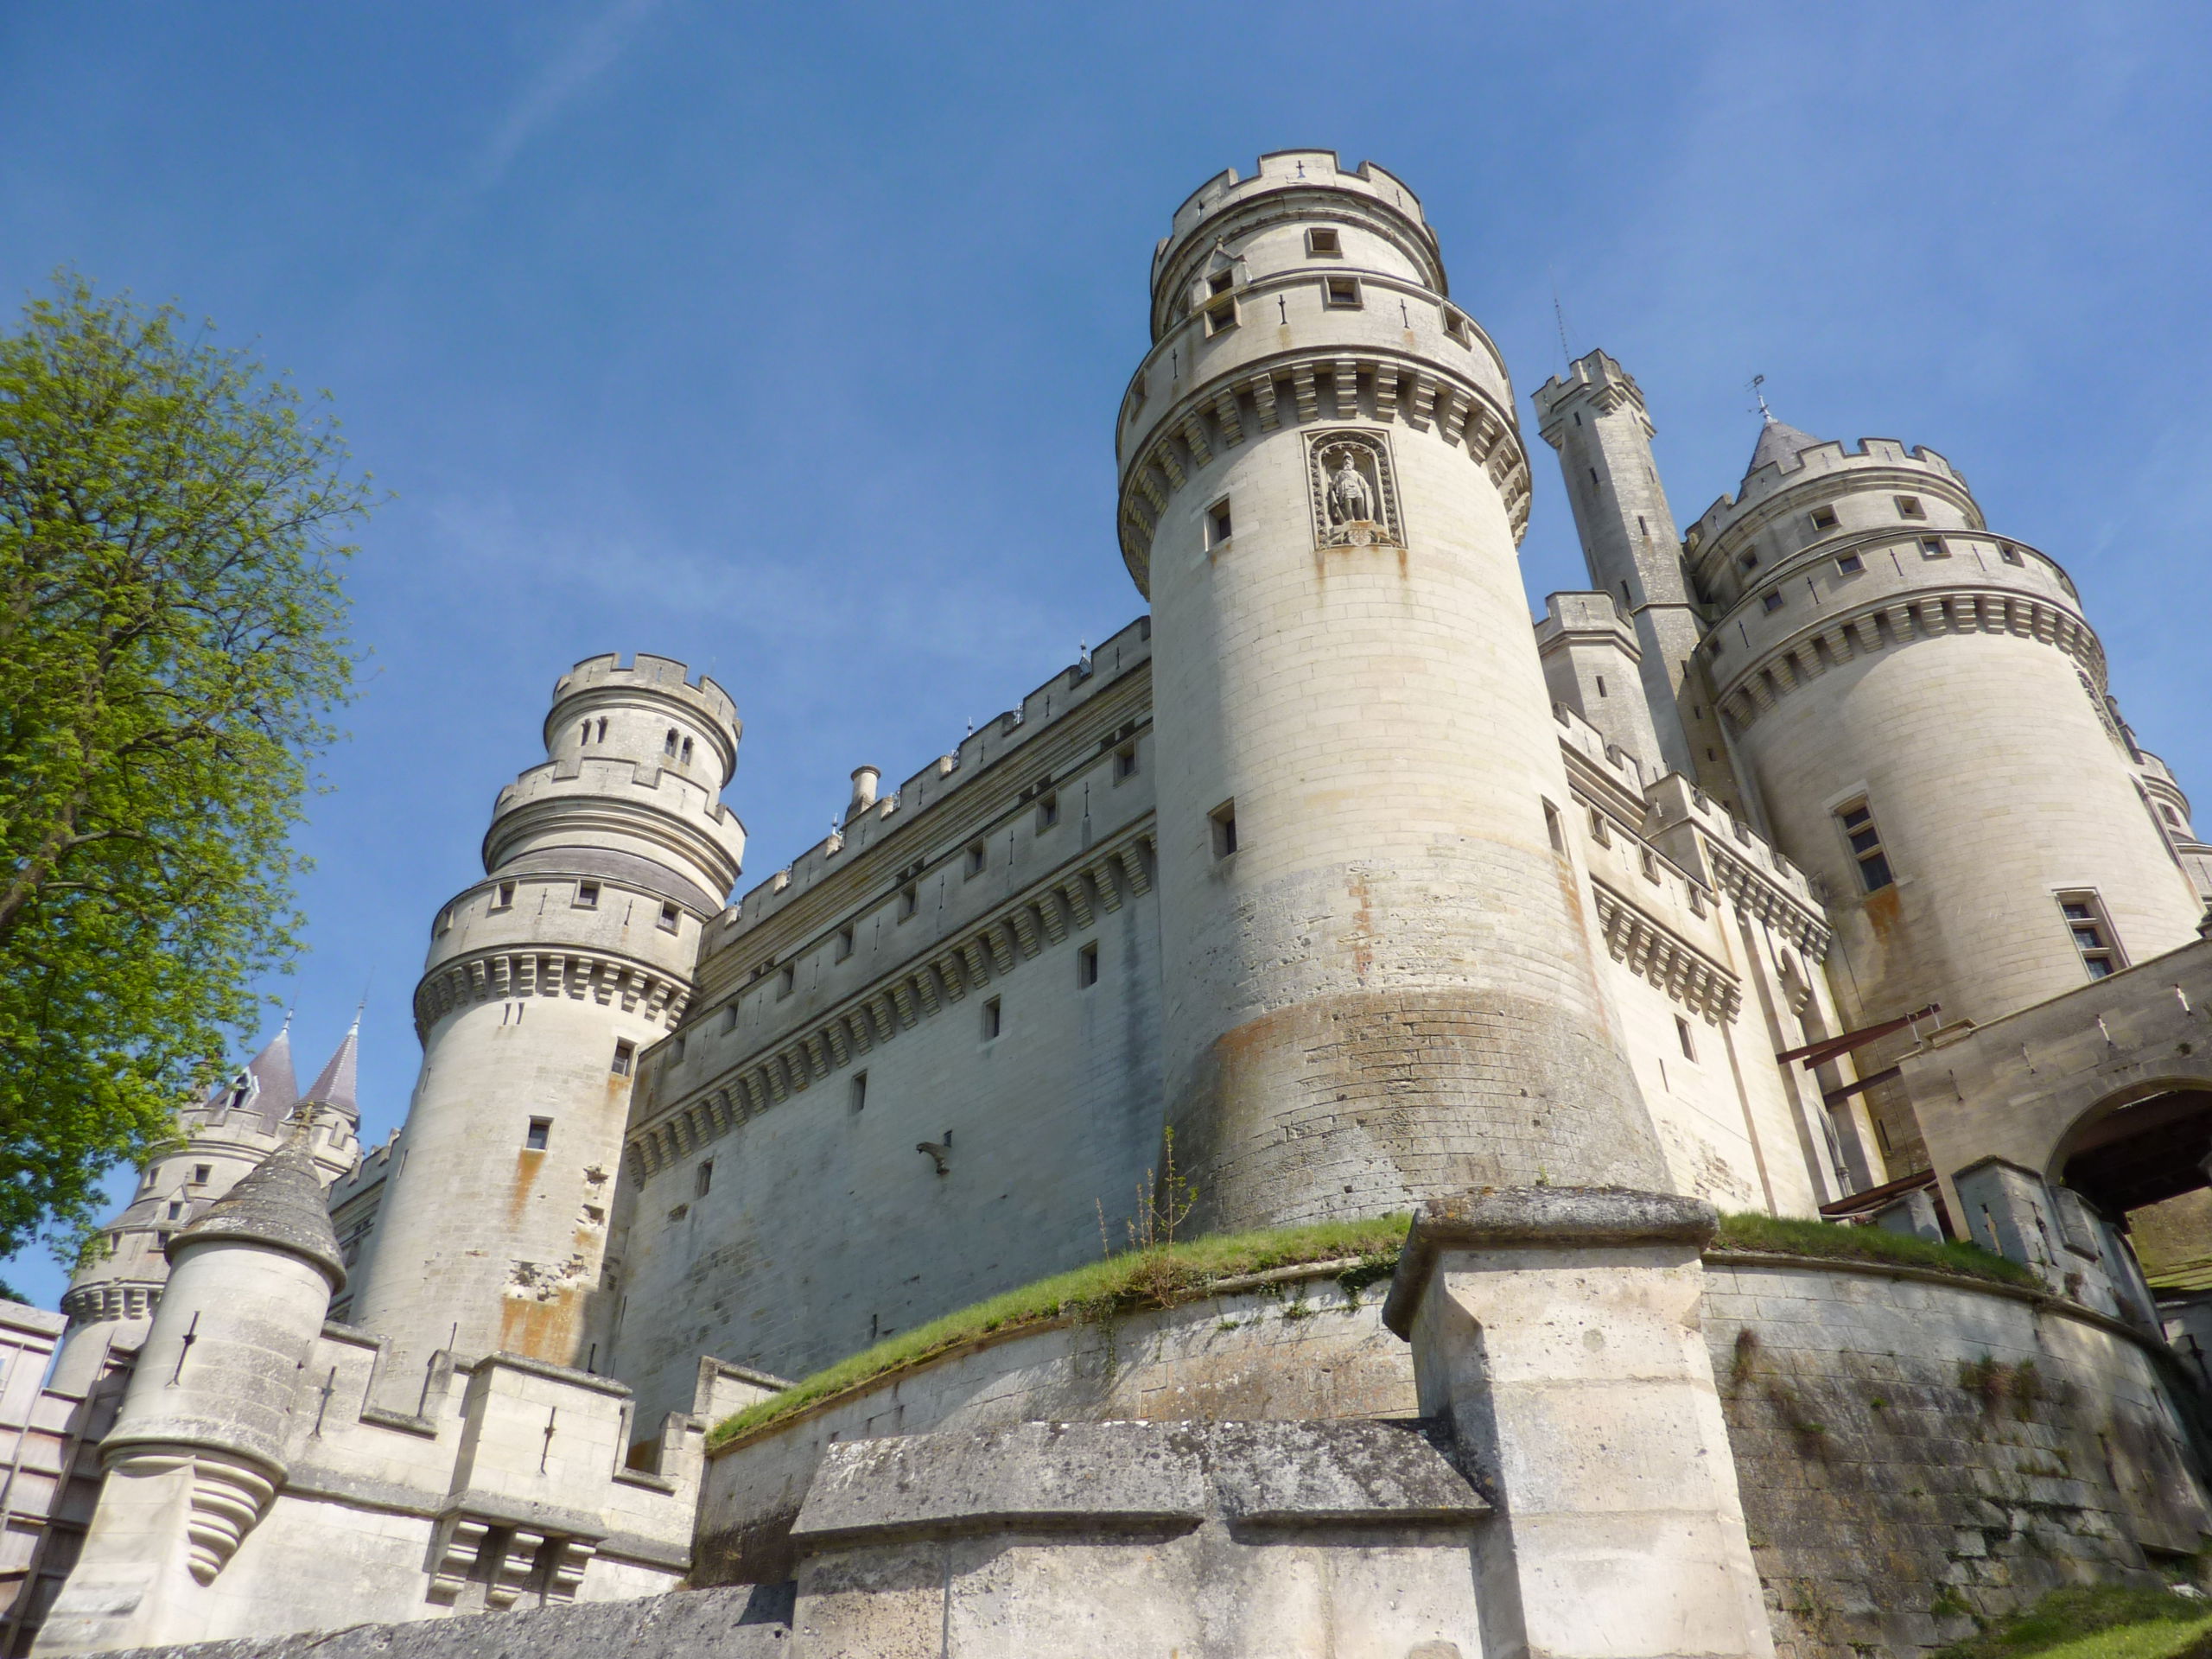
[1745,411,1822,480]
[168,1132,346,1291]
[300,1013,360,1123]
[234,1020,299,1128]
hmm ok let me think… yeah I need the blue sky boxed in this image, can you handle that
[3,2,2209,1305]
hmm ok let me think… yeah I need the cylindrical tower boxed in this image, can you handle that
[1117,151,1666,1230]
[348,654,743,1386]
[1688,423,2203,1166]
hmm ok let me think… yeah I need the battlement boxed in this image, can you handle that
[1531,349,1650,439]
[1159,151,1427,270]
[1688,435,1974,549]
[711,614,1152,944]
[549,652,739,737]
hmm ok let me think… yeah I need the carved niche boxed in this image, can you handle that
[1306,430,1403,548]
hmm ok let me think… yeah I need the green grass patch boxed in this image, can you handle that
[1934,1585,2212,1658]
[705,1214,1412,1448]
[1715,1210,2039,1288]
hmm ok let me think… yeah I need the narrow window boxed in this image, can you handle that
[964,842,987,879]
[1809,506,1840,531]
[1836,553,1865,575]
[1895,495,1926,519]
[610,1042,634,1077]
[899,884,918,920]
[1306,226,1341,257]
[1836,800,1893,892]
[1115,742,1139,781]
[669,1035,687,1065]
[1543,800,1565,853]
[1208,269,1233,296]
[1595,674,1609,698]
[1762,590,1784,613]
[2057,892,2125,979]
[1640,848,1661,883]
[1078,942,1099,988]
[696,1160,714,1197]
[595,717,607,741]
[658,900,681,932]
[192,1165,211,1185]
[575,880,600,909]
[1204,295,1237,334]
[836,925,855,961]
[2162,804,2183,827]
[1036,791,1059,830]
[664,728,678,757]
[1588,808,1611,847]
[1324,276,1362,308]
[850,1071,868,1112]
[526,1117,552,1150]
[1206,499,1233,549]
[1739,551,1759,572]
[578,721,591,745]
[494,881,516,910]
[777,963,796,997]
[1675,1016,1696,1061]
[166,1201,182,1219]
[1589,467,1599,486]
[1920,537,1948,559]
[722,1002,740,1032]
[1688,884,1707,918]
[1999,543,2024,566]
[680,735,694,765]
[982,997,1001,1040]
[1443,308,1472,344]
[1636,514,1648,536]
[1211,800,1238,858]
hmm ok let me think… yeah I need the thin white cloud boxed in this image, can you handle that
[471,0,667,193]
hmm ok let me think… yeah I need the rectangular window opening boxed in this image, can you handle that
[1836,800,1893,893]
[1306,226,1341,257]
[1809,506,1840,531]
[898,884,918,921]
[1739,550,1759,572]
[1115,742,1138,782]
[850,1071,868,1113]
[1206,498,1233,549]
[1920,537,1948,559]
[777,963,796,997]
[1999,543,2024,566]
[1676,1016,1697,1061]
[610,1042,634,1077]
[1324,276,1362,308]
[1208,269,1234,296]
[658,900,681,933]
[526,1117,552,1151]
[1543,800,1565,854]
[575,880,600,909]
[192,1164,211,1185]
[836,925,855,961]
[696,1160,714,1197]
[1762,590,1784,613]
[1078,941,1099,988]
[1443,308,1471,344]
[1204,296,1237,334]
[2057,891,2126,980]
[1210,800,1238,859]
[1895,495,1926,519]
[982,997,1001,1041]
[964,842,987,879]
[494,881,516,910]
[1588,808,1611,847]
[1035,791,1059,830]
[1836,553,1865,575]
[1640,848,1662,883]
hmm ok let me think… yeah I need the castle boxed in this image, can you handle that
[3,151,2209,1659]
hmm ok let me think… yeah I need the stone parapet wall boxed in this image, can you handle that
[1703,1253,2212,1657]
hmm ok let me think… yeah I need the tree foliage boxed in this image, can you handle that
[0,273,366,1262]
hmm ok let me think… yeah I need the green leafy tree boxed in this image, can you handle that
[0,273,367,1263]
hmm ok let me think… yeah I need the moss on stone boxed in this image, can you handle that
[1714,1210,2039,1288]
[1930,1584,2212,1657]
[705,1214,1413,1447]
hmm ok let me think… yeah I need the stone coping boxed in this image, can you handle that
[1382,1188,1717,1337]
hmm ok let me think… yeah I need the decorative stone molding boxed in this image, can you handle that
[1591,880,1744,1024]
[60,1281,162,1325]
[1116,352,1529,594]
[1713,588,2104,735]
[1703,839,1832,959]
[413,948,690,1039]
[627,830,1157,1181]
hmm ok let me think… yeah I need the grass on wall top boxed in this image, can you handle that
[705,1206,2047,1448]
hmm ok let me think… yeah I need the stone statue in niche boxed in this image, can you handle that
[1308,431,1402,548]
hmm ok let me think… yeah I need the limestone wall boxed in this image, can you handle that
[695,1263,1419,1587]
[1704,1254,2212,1657]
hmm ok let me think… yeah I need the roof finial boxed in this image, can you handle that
[1750,372,1774,421]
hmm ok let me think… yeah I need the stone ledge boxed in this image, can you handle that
[1382,1187,1718,1336]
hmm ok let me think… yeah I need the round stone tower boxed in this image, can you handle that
[1117,151,1665,1230]
[347,654,743,1385]
[1688,422,2202,1164]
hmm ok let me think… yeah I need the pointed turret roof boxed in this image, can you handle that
[169,1132,346,1291]
[1745,411,1822,480]
[300,1011,361,1123]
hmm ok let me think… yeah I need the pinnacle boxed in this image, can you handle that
[300,1010,361,1124]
